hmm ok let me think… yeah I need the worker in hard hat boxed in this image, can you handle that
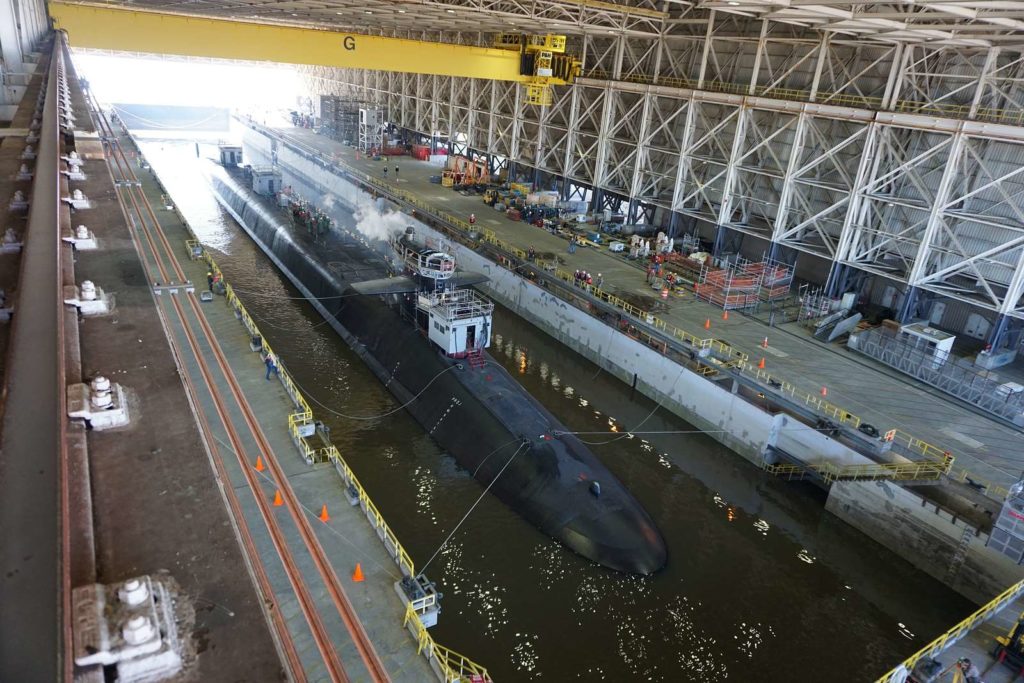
[207,271,214,292]
[469,213,476,225]
[940,657,981,683]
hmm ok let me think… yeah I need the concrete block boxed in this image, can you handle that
[62,189,92,210]
[62,225,98,251]
[67,379,130,430]
[72,575,186,683]
[8,190,28,211]
[64,281,112,316]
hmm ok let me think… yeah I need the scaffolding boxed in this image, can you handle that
[694,256,763,310]
[358,108,385,153]
[796,284,836,323]
[751,256,793,302]
[319,96,364,145]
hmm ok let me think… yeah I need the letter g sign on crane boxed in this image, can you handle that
[343,35,356,51]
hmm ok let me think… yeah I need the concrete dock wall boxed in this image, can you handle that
[242,128,1024,604]
[827,480,1024,604]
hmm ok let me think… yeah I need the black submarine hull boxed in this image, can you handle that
[209,166,667,575]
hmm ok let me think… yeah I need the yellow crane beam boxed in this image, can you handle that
[50,1,567,85]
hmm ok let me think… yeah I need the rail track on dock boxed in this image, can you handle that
[87,96,390,683]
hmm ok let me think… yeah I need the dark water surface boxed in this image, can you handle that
[141,139,974,682]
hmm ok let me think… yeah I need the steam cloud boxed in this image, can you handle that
[297,185,407,245]
[351,196,409,242]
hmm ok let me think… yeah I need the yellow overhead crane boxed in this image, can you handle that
[49,1,581,105]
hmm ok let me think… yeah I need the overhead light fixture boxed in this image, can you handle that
[398,9,406,12]
[728,1,740,4]
[446,8,455,13]
[365,10,372,13]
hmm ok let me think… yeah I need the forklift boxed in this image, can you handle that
[987,612,1024,680]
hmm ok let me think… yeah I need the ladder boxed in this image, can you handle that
[466,349,486,370]
[945,525,976,583]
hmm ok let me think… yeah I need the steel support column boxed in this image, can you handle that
[590,85,617,191]
[716,105,748,226]
[771,111,809,243]
[669,97,697,213]
[0,0,25,74]
[905,131,967,287]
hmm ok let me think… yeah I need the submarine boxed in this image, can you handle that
[207,159,667,575]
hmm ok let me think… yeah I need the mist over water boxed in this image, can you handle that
[142,138,975,682]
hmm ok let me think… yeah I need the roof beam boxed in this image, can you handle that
[50,1,529,82]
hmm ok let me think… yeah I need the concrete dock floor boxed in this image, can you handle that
[274,125,1024,493]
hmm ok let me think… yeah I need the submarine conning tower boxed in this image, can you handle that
[394,227,494,358]
[394,226,455,289]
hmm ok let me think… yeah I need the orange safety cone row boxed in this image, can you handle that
[757,358,765,369]
[722,310,729,321]
[273,490,283,507]
[352,563,365,582]
[703,318,711,330]
[319,505,330,523]
[255,456,265,472]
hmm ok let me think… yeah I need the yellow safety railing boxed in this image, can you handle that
[947,466,1011,501]
[287,412,318,463]
[764,458,949,485]
[405,603,492,683]
[876,578,1024,683]
[319,444,417,579]
[886,429,954,466]
[252,120,1006,498]
[582,69,1024,127]
[740,360,865,429]
[181,228,490,681]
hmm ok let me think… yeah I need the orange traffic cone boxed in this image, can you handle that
[820,386,828,397]
[703,318,711,330]
[319,505,330,523]
[761,337,769,349]
[722,310,729,321]
[758,358,765,369]
[352,563,365,582]
[273,490,283,507]
[255,456,265,472]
